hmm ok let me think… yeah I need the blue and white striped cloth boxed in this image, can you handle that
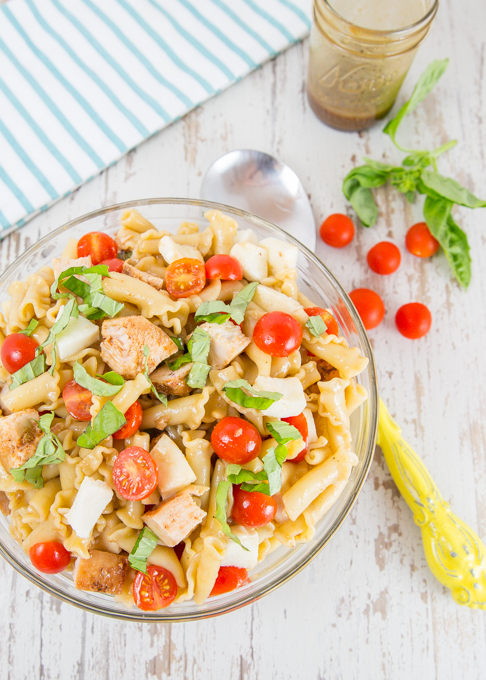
[0,0,312,236]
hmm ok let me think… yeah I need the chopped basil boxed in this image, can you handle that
[9,354,46,391]
[223,379,282,410]
[128,526,159,574]
[48,340,58,376]
[305,315,327,338]
[51,265,123,319]
[77,401,126,449]
[167,353,192,371]
[97,371,125,387]
[186,362,211,389]
[37,298,78,354]
[18,319,39,337]
[74,362,124,396]
[264,420,303,494]
[215,481,248,550]
[228,282,258,324]
[266,421,302,444]
[10,413,65,489]
[143,345,168,405]
[185,328,211,389]
[171,337,184,352]
[226,464,270,494]
[193,282,258,325]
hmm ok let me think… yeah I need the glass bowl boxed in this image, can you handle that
[0,198,378,622]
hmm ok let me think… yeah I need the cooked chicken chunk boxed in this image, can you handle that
[149,363,193,397]
[315,358,340,382]
[73,550,128,595]
[52,256,92,280]
[197,320,251,370]
[100,316,178,379]
[122,262,164,291]
[142,485,207,547]
[0,410,42,472]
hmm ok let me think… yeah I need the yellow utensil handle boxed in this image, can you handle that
[377,398,486,609]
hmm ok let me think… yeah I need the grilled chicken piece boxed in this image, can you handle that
[122,262,164,291]
[149,363,193,397]
[0,410,43,472]
[197,320,251,370]
[100,316,178,379]
[52,256,92,280]
[315,358,340,382]
[73,550,128,595]
[142,485,207,547]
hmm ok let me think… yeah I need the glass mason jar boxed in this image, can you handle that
[307,0,438,131]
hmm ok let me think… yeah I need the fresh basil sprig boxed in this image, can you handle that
[18,319,39,337]
[73,362,124,396]
[9,354,46,391]
[128,526,159,573]
[223,379,282,410]
[77,401,126,449]
[194,282,258,325]
[10,413,65,489]
[215,481,248,550]
[143,345,168,405]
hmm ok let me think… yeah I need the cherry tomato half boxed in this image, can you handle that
[211,416,262,465]
[100,257,124,273]
[165,258,206,298]
[133,565,177,611]
[282,413,309,463]
[367,242,401,275]
[112,446,158,501]
[205,254,243,281]
[253,311,303,357]
[77,232,117,265]
[29,541,71,574]
[210,566,249,597]
[406,222,440,258]
[1,333,38,374]
[231,485,277,527]
[304,307,339,336]
[349,288,385,330]
[320,214,355,248]
[62,380,93,421]
[395,303,432,339]
[112,401,143,440]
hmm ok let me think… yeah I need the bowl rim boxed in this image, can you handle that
[0,197,378,622]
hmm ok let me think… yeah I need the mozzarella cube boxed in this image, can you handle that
[221,525,259,570]
[234,229,259,245]
[56,315,100,361]
[304,408,318,444]
[65,477,113,539]
[159,235,203,264]
[150,434,196,500]
[229,242,268,281]
[260,237,299,275]
[252,376,306,418]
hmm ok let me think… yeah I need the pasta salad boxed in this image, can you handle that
[0,209,368,610]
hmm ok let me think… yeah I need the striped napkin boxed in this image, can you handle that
[0,0,312,237]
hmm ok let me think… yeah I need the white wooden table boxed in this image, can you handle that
[1,1,485,677]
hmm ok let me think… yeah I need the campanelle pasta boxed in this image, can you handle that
[0,209,368,611]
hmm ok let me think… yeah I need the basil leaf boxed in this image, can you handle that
[266,420,302,445]
[305,315,326,338]
[223,379,282,410]
[97,371,125,386]
[262,446,287,495]
[342,166,389,227]
[226,464,268,485]
[10,413,65,489]
[88,291,124,318]
[167,353,192,371]
[48,341,57,376]
[187,328,211,364]
[77,401,126,449]
[18,319,39,337]
[186,362,211,389]
[62,274,91,299]
[172,337,184,352]
[128,527,159,574]
[37,298,77,353]
[9,354,46,390]
[74,362,124,396]
[215,481,248,550]
[420,170,486,208]
[195,300,231,323]
[143,345,168,405]
[229,282,259,324]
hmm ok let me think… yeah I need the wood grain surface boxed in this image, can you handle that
[1,0,485,678]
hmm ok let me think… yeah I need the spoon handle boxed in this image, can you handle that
[377,398,486,609]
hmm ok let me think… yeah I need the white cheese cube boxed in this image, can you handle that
[229,242,268,282]
[252,376,306,418]
[260,237,299,275]
[65,477,113,539]
[221,525,259,570]
[234,229,259,245]
[304,408,318,444]
[150,434,196,500]
[56,315,100,361]
[158,235,204,264]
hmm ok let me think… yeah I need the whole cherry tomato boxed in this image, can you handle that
[319,214,355,248]
[100,258,124,273]
[253,311,303,357]
[165,258,206,298]
[205,254,243,281]
[112,446,158,501]
[349,288,385,330]
[62,380,93,421]
[211,416,262,465]
[1,333,38,374]
[231,485,277,527]
[406,222,440,258]
[282,412,309,463]
[367,242,401,275]
[210,566,249,597]
[77,232,117,265]
[112,401,143,440]
[133,565,177,611]
[395,303,432,339]
[29,541,71,574]
[304,307,339,336]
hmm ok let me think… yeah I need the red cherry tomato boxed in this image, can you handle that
[210,566,249,597]
[211,416,262,465]
[282,413,309,463]
[1,333,38,374]
[112,446,158,501]
[253,311,303,357]
[29,541,71,574]
[205,254,243,281]
[133,565,177,611]
[112,401,143,440]
[349,288,385,330]
[395,303,432,339]
[406,222,440,258]
[77,232,117,265]
[367,242,401,275]
[304,307,339,336]
[320,213,355,248]
[231,485,277,527]
[62,380,93,421]
[100,258,124,273]
[165,258,206,298]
